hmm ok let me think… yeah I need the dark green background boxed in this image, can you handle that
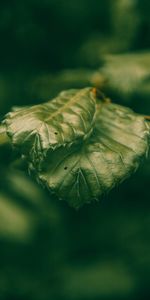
[0,1,150,299]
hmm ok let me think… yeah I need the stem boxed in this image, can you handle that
[144,115,150,121]
[0,124,11,147]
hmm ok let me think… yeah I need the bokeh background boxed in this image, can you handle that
[0,1,150,299]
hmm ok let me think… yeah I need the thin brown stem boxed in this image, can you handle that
[144,115,150,121]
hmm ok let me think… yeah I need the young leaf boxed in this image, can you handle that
[31,100,150,208]
[4,88,96,159]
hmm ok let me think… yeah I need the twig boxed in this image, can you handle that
[144,115,150,121]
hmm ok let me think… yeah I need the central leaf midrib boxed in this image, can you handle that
[45,88,94,122]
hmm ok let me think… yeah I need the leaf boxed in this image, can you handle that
[3,87,149,208]
[30,100,150,208]
[101,52,150,102]
[4,88,96,160]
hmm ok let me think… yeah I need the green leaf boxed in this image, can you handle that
[3,87,149,208]
[4,88,96,159]
[31,100,150,208]
[101,52,150,102]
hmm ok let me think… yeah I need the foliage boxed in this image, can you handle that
[0,1,150,300]
[1,88,149,208]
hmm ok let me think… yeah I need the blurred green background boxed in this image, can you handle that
[0,1,150,299]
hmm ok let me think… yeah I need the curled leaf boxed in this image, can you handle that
[3,87,150,208]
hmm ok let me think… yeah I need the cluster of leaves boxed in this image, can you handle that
[1,87,150,208]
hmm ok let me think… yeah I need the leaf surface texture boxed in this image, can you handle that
[4,88,150,208]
